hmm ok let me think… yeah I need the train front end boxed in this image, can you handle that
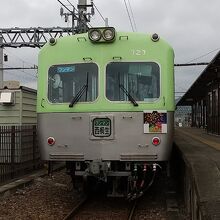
[37,27,174,197]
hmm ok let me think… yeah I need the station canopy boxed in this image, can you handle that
[177,51,220,106]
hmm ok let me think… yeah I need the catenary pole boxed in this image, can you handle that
[78,0,88,33]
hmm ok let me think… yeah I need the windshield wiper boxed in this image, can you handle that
[69,72,89,108]
[119,84,138,107]
[69,84,88,107]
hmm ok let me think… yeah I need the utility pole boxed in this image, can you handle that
[0,36,3,89]
[59,0,94,34]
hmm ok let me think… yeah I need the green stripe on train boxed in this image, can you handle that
[37,32,174,113]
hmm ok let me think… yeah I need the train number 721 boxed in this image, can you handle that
[131,49,146,56]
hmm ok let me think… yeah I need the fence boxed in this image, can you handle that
[0,125,41,184]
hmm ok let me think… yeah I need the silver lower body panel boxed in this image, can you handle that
[38,111,174,162]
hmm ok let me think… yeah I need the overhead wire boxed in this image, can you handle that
[58,0,72,13]
[4,48,37,68]
[3,64,37,79]
[123,0,135,32]
[175,48,220,66]
[4,71,37,80]
[93,3,106,23]
[3,48,38,80]
[66,0,77,11]
[4,69,37,89]
[174,47,220,99]
[186,47,220,64]
[127,0,137,32]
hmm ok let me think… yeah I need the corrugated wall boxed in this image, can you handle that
[0,91,21,125]
[21,90,37,124]
[0,88,37,125]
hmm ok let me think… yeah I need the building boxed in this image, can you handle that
[177,51,220,135]
[0,81,37,163]
[0,81,37,125]
[175,105,192,127]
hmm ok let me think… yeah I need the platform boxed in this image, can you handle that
[174,127,220,220]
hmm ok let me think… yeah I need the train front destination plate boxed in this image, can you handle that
[90,115,114,140]
[93,118,111,137]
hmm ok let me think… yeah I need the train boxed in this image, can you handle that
[37,27,174,199]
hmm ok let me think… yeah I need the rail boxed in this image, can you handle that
[63,194,140,220]
[127,199,138,220]
[63,196,88,220]
[63,195,88,220]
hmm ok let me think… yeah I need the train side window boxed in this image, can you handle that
[106,62,160,102]
[48,63,98,103]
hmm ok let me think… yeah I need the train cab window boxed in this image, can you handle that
[48,63,98,103]
[106,62,160,102]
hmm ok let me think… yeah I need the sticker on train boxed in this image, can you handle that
[143,110,167,133]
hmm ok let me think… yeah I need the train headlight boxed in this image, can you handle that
[151,33,160,42]
[88,27,116,43]
[152,137,160,146]
[103,28,115,41]
[47,137,55,146]
[88,29,102,42]
[49,37,57,46]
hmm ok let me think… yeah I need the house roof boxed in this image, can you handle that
[0,81,36,94]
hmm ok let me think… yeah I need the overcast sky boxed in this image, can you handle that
[0,0,219,96]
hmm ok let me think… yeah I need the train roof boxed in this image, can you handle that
[40,28,173,52]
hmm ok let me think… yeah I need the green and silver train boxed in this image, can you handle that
[37,27,174,198]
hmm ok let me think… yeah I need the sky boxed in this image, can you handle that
[0,0,220,97]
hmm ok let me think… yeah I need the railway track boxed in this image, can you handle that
[127,199,138,220]
[62,172,181,220]
[63,195,139,220]
[63,195,88,220]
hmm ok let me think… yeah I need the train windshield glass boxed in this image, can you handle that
[106,62,160,102]
[48,63,98,103]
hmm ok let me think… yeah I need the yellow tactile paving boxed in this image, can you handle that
[176,128,220,151]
